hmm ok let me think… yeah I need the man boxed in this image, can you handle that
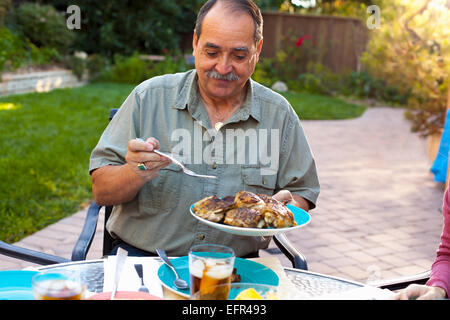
[89,0,320,257]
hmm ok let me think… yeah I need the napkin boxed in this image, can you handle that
[249,257,310,300]
[104,256,164,298]
[314,285,396,300]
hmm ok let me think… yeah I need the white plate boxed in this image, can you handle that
[189,204,311,236]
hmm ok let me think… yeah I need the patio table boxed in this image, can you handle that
[36,257,365,299]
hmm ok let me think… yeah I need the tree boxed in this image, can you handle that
[362,0,450,137]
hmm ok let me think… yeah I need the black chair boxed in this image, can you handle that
[0,108,308,270]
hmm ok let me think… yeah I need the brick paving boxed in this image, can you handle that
[0,106,445,286]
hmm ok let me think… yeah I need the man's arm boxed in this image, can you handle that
[91,138,170,206]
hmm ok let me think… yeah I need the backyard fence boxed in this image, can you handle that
[260,11,368,73]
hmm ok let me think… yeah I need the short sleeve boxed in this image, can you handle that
[89,89,141,174]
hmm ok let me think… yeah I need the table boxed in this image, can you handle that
[37,258,364,299]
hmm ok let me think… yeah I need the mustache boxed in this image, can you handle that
[205,70,240,81]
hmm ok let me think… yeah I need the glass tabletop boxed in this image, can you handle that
[38,259,363,298]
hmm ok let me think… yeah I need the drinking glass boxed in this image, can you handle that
[188,244,235,299]
[32,271,85,300]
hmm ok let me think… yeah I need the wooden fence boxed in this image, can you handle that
[260,12,368,73]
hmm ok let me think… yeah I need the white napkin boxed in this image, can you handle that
[103,256,164,298]
[314,285,395,300]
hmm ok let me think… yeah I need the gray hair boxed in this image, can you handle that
[194,0,263,44]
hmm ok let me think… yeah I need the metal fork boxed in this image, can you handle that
[134,263,149,293]
[136,138,217,179]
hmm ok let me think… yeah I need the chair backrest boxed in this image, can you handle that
[102,108,119,256]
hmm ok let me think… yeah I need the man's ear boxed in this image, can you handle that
[256,38,263,62]
[192,31,198,54]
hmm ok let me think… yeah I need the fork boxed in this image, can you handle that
[134,263,150,293]
[136,138,217,179]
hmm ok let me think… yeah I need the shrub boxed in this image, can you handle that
[96,54,153,84]
[13,3,75,53]
[0,27,27,74]
[361,0,450,137]
[44,0,204,56]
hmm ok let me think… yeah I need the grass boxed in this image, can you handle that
[0,83,134,243]
[0,83,365,243]
[281,91,366,120]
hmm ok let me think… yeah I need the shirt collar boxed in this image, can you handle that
[172,70,261,123]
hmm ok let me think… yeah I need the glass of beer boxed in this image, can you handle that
[32,271,85,300]
[188,244,235,300]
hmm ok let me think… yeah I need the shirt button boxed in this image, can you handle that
[198,234,206,240]
[212,163,217,169]
[262,178,266,185]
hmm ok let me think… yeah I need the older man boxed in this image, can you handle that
[89,0,320,257]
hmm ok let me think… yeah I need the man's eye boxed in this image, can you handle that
[235,55,246,60]
[206,52,217,57]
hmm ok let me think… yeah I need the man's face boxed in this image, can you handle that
[193,4,263,102]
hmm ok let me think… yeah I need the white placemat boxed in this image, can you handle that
[103,256,164,298]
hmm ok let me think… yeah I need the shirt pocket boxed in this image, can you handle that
[241,165,277,195]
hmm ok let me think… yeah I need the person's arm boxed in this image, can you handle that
[396,188,450,300]
[91,138,170,206]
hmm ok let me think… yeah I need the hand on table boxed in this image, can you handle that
[394,284,446,300]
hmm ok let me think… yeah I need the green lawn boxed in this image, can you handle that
[280,91,366,120]
[0,83,365,243]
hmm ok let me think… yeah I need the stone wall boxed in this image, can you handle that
[0,69,87,97]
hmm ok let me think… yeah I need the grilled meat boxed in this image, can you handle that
[234,191,266,211]
[193,195,235,223]
[224,207,265,228]
[193,191,298,229]
[257,194,297,228]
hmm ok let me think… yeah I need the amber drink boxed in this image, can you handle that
[189,244,235,300]
[32,272,85,300]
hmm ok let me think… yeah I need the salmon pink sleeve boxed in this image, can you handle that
[426,189,450,297]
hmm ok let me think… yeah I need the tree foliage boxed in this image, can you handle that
[362,0,450,137]
[42,0,205,57]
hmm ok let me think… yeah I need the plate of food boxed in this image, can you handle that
[190,191,311,236]
[157,256,279,298]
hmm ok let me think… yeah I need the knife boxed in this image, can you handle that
[110,247,128,300]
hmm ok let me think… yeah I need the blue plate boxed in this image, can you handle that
[190,203,311,236]
[157,256,279,298]
[0,270,39,300]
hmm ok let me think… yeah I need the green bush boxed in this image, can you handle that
[43,0,204,56]
[13,2,74,53]
[0,27,27,74]
[96,54,152,84]
[96,53,191,84]
[86,54,110,80]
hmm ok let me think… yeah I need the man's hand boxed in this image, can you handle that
[126,138,171,181]
[394,284,446,300]
[272,190,310,211]
[91,137,171,206]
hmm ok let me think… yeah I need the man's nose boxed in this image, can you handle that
[215,56,233,75]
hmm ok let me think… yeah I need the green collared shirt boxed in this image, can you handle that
[89,69,320,257]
